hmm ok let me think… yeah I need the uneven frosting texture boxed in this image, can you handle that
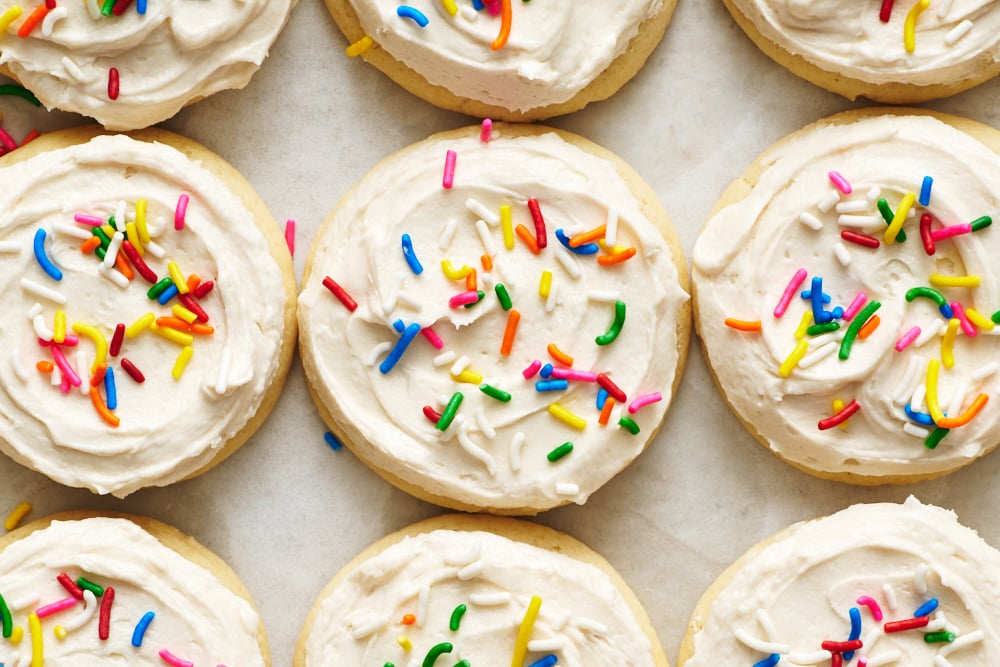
[0,517,264,666]
[305,529,655,666]
[684,498,1000,665]
[693,115,1000,478]
[299,130,687,510]
[0,135,287,496]
[731,0,1000,86]
[0,0,295,130]
[346,0,662,111]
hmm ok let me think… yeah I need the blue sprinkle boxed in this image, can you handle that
[401,234,423,275]
[393,319,405,333]
[131,611,155,647]
[905,404,936,426]
[920,176,933,207]
[397,5,429,26]
[471,0,484,8]
[157,284,179,305]
[800,289,832,304]
[324,431,343,451]
[596,388,609,410]
[380,322,421,374]
[539,363,553,379]
[555,228,599,255]
[831,306,844,320]
[844,606,862,660]
[104,366,117,411]
[810,277,832,324]
[136,0,146,12]
[535,379,568,392]
[939,303,954,319]
[528,656,558,667]
[752,655,780,667]
[914,598,939,617]
[33,228,63,281]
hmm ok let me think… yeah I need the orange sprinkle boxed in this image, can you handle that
[724,318,762,332]
[490,0,511,50]
[937,393,989,429]
[114,251,134,280]
[155,317,214,335]
[89,363,107,387]
[597,247,637,266]
[500,309,520,357]
[598,397,615,426]
[402,614,416,626]
[481,254,493,271]
[465,269,477,292]
[858,314,880,339]
[569,224,606,248]
[514,224,541,255]
[89,386,119,427]
[80,236,101,254]
[187,274,202,292]
[17,3,48,38]
[547,343,573,367]
[35,361,54,373]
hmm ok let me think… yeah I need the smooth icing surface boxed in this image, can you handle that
[344,0,662,112]
[693,114,1000,479]
[0,134,287,497]
[304,528,656,666]
[0,517,265,666]
[730,0,1000,87]
[299,128,688,511]
[0,0,296,130]
[684,498,1000,665]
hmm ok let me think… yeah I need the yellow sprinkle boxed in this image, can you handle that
[135,198,149,244]
[397,635,412,651]
[440,0,458,15]
[598,239,628,255]
[929,274,980,288]
[10,625,23,644]
[53,626,66,641]
[884,192,915,245]
[125,222,144,255]
[452,369,483,385]
[794,311,813,340]
[926,358,945,423]
[71,322,107,373]
[904,0,931,53]
[942,318,959,369]
[152,324,194,347]
[547,403,587,430]
[441,259,472,280]
[29,612,42,667]
[172,346,193,380]
[965,307,995,331]
[538,270,552,298]
[101,223,115,239]
[500,204,514,250]
[172,304,198,324]
[52,310,66,345]
[168,261,189,294]
[509,595,542,667]
[832,399,849,430]
[0,6,24,33]
[4,501,31,531]
[345,35,374,58]
[778,339,809,378]
[125,312,155,338]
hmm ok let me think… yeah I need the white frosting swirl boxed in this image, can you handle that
[683,498,1000,665]
[0,0,296,130]
[344,0,663,112]
[299,128,688,511]
[0,517,265,666]
[304,528,656,666]
[0,134,288,497]
[693,113,1000,479]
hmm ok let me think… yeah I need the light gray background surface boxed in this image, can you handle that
[2,0,1000,663]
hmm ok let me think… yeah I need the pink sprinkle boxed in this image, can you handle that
[443,150,457,189]
[856,595,884,621]
[38,334,78,347]
[0,127,17,153]
[420,326,444,349]
[828,171,852,194]
[480,118,493,143]
[931,223,972,241]
[549,368,598,382]
[60,376,71,394]
[628,392,662,414]
[486,0,500,15]
[951,302,977,337]
[159,650,194,667]
[894,326,921,352]
[35,597,78,619]
[284,219,295,256]
[773,268,808,318]
[449,291,479,308]
[51,345,82,387]
[74,213,105,227]
[522,360,542,379]
[858,658,868,667]
[174,194,189,231]
[843,293,868,321]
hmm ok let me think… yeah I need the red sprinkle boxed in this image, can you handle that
[177,293,209,323]
[108,68,120,100]
[821,640,862,652]
[193,280,214,299]
[120,358,145,383]
[284,219,295,256]
[596,373,627,403]
[879,0,895,21]
[109,324,126,357]
[527,198,547,249]
[818,399,860,430]
[831,654,843,667]
[840,230,880,249]
[20,129,40,146]
[56,573,84,600]
[423,406,442,424]
[884,616,930,633]
[98,586,114,640]
[920,213,936,255]
[322,276,358,312]
[44,0,55,8]
[111,0,133,14]
[121,240,157,283]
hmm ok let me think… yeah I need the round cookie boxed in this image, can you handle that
[0,126,297,497]
[0,0,296,130]
[678,497,1000,665]
[295,513,669,667]
[693,108,1000,484]
[298,122,690,514]
[325,0,675,121]
[0,511,269,666]
[723,0,1000,103]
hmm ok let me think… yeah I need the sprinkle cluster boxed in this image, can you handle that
[877,0,974,52]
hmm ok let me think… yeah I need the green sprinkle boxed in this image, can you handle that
[876,198,907,241]
[595,300,626,346]
[101,0,115,15]
[618,417,640,435]
[147,277,173,300]
[0,590,11,638]
[479,383,511,402]
[924,631,956,643]
[547,442,573,462]
[422,642,453,667]
[436,392,464,431]
[971,215,992,232]
[107,216,118,231]
[453,661,471,667]
[992,309,1000,324]
[76,577,104,597]
[383,663,395,667]
[494,283,512,311]
[806,322,840,336]
[0,85,41,107]
[463,290,486,309]
[92,226,112,248]
[839,301,881,360]
[905,286,947,307]
[924,426,949,450]
[449,604,467,631]
[95,246,107,261]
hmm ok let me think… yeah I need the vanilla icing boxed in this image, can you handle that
[693,113,1000,480]
[0,0,296,130]
[683,498,999,665]
[0,134,288,497]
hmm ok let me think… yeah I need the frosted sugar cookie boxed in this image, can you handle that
[693,109,1000,484]
[325,0,675,120]
[679,498,999,666]
[0,126,296,497]
[0,512,269,666]
[298,122,690,513]
[295,514,669,667]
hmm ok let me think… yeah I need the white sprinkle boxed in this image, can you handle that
[438,219,458,250]
[62,590,97,632]
[0,241,21,253]
[972,362,999,381]
[451,355,470,375]
[457,560,485,580]
[351,614,387,639]
[144,240,165,259]
[26,302,43,320]
[755,609,777,640]
[934,656,954,667]
[798,212,823,231]
[433,350,456,367]
[914,562,929,595]
[883,582,898,611]
[605,207,619,246]
[32,314,53,341]
[528,639,565,652]
[554,248,582,279]
[575,617,609,634]
[545,283,558,313]
[41,5,67,36]
[466,198,500,225]
[396,291,421,310]
[936,0,955,17]
[832,242,851,266]
[84,0,101,19]
[417,584,430,626]
[891,356,924,403]
[915,319,945,346]
[926,616,948,632]
[444,540,483,566]
[509,432,525,472]
[459,4,477,21]
[366,342,392,367]
[475,219,497,256]
[148,215,167,238]
[76,351,89,395]
[552,611,572,631]
[51,364,63,386]
[945,19,973,45]
[215,346,233,393]
[861,626,881,657]
[837,214,884,229]
[735,629,789,654]
[867,651,902,667]
[817,190,841,212]
[470,592,510,606]
[61,56,87,82]
[911,382,927,413]
[53,222,92,240]
[20,278,66,305]
[98,263,128,289]
[947,381,970,419]
[787,650,833,664]
[457,421,497,476]
[381,280,398,315]
[903,422,930,438]
[475,404,496,439]
[798,340,837,369]
[588,290,621,302]
[940,629,983,656]
[11,348,27,383]
[555,482,580,496]
[866,185,882,203]
[490,256,514,289]
[480,272,494,289]
[836,200,870,213]
[102,232,124,269]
